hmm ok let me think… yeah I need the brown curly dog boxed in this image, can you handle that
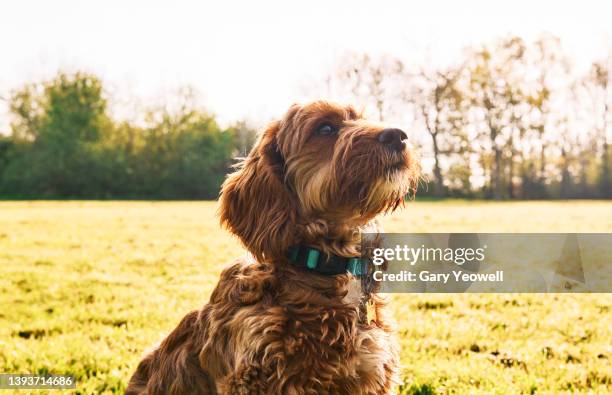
[126,101,419,394]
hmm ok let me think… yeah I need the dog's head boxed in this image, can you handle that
[219,101,419,261]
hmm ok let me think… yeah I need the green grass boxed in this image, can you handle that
[0,200,611,394]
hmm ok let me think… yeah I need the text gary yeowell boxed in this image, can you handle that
[370,244,504,283]
[372,270,504,283]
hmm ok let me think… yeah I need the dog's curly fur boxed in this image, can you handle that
[126,101,419,394]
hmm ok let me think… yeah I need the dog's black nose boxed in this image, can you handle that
[378,128,407,152]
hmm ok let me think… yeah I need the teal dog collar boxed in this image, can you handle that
[286,246,366,276]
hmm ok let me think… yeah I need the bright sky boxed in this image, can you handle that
[1,0,611,129]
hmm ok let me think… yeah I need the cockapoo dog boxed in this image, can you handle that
[126,101,419,394]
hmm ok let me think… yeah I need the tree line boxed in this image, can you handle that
[1,34,610,200]
[0,73,257,199]
[317,34,611,199]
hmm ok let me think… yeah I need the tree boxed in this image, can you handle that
[521,35,571,198]
[584,57,612,197]
[0,73,238,199]
[465,36,527,199]
[2,72,111,196]
[408,64,466,197]
[331,52,406,122]
[227,120,258,158]
[135,91,235,199]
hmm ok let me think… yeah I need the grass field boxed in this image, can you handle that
[0,200,611,394]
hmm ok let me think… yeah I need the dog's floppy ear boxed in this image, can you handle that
[219,120,297,262]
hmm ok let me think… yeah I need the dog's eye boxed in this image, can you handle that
[317,124,338,136]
